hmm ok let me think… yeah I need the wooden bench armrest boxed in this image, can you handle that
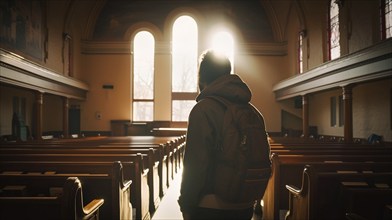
[345,212,368,220]
[286,184,302,196]
[142,168,149,176]
[121,179,132,190]
[83,198,104,215]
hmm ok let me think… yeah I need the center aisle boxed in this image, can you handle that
[151,168,263,220]
[151,169,183,220]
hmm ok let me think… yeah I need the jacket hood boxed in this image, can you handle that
[196,74,252,103]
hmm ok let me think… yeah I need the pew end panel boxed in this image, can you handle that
[112,161,133,220]
[63,177,105,220]
[285,164,392,220]
[263,152,392,220]
[0,177,104,220]
[0,161,134,220]
[129,153,151,220]
[263,153,305,220]
[285,166,310,220]
[147,148,161,214]
[158,143,168,198]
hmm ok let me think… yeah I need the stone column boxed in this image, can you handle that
[342,85,353,143]
[302,95,309,138]
[63,97,69,138]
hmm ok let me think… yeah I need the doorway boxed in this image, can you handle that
[68,107,80,135]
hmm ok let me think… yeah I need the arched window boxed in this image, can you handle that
[382,0,392,39]
[172,15,198,121]
[298,31,305,74]
[329,0,340,60]
[211,31,234,73]
[133,31,155,121]
[63,33,73,76]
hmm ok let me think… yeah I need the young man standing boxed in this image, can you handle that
[178,49,270,220]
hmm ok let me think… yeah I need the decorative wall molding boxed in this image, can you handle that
[237,42,287,56]
[0,49,89,100]
[273,39,392,100]
[81,41,132,54]
[81,40,287,56]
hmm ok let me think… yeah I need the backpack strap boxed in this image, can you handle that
[248,102,264,121]
[205,96,231,152]
[207,96,263,120]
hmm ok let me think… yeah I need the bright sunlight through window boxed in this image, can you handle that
[172,15,198,121]
[212,31,234,72]
[133,31,154,121]
[172,16,198,93]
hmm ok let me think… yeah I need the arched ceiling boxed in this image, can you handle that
[92,0,274,42]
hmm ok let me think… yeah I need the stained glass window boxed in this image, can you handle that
[383,0,392,39]
[329,1,340,60]
[298,32,304,74]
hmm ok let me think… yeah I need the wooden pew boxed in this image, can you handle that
[97,143,171,199]
[0,161,134,220]
[100,141,180,191]
[269,137,391,146]
[0,135,185,148]
[116,135,185,179]
[0,176,104,220]
[269,136,391,147]
[0,134,186,177]
[150,127,187,137]
[0,142,171,195]
[0,135,186,219]
[80,135,184,145]
[100,139,182,189]
[3,140,176,188]
[0,135,183,194]
[270,143,392,151]
[271,148,392,155]
[342,186,392,220]
[0,147,163,215]
[259,138,391,219]
[285,164,392,220]
[0,156,149,220]
[262,153,392,220]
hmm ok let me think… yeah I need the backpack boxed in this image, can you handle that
[208,96,272,203]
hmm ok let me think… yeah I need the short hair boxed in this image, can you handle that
[198,49,231,85]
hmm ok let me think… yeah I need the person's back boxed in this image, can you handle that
[178,50,271,220]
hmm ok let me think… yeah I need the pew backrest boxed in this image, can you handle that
[262,153,392,220]
[0,176,104,220]
[285,164,392,220]
[0,161,134,220]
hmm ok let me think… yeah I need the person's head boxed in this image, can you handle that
[198,49,231,91]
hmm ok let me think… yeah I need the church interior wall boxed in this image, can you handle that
[235,53,287,132]
[309,89,344,138]
[353,79,392,141]
[80,53,131,132]
[0,0,390,141]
